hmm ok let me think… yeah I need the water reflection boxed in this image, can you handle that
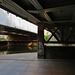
[0,45,37,55]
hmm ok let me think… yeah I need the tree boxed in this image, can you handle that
[44,32,49,41]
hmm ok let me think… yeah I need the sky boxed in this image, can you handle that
[0,8,38,34]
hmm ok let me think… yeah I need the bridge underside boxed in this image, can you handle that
[0,0,75,59]
[0,24,37,41]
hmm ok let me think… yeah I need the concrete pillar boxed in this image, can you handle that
[38,23,44,59]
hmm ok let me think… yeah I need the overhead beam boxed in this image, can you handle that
[27,5,75,26]
[29,0,54,24]
[44,5,75,13]
[29,0,42,9]
[27,10,39,14]
[53,20,75,23]
[27,5,75,13]
[43,20,75,26]
[0,0,40,24]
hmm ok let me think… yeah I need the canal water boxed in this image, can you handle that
[0,45,37,55]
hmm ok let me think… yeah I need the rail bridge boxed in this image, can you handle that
[0,0,75,59]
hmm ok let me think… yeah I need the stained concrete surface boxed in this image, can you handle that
[0,53,75,75]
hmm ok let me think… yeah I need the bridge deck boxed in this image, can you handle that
[0,53,75,75]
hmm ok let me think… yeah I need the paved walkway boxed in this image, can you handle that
[0,53,75,75]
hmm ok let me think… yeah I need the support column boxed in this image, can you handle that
[38,23,44,59]
[61,27,64,42]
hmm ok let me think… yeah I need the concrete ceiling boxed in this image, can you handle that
[0,0,75,42]
[0,0,75,27]
[11,0,75,27]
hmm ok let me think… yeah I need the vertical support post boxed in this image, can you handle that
[38,23,44,59]
[61,27,64,42]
